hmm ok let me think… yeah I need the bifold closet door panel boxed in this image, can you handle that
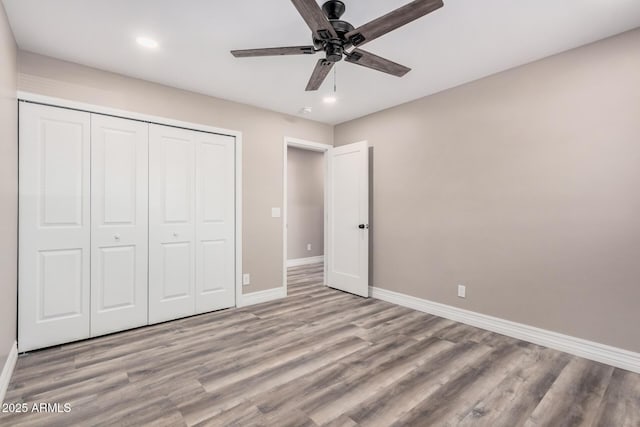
[195,132,236,313]
[18,103,91,352]
[149,124,197,324]
[90,114,149,337]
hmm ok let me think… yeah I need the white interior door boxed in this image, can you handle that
[195,132,236,313]
[328,141,369,297]
[149,124,197,324]
[18,103,91,351]
[90,114,149,336]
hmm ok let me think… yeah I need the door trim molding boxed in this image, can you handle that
[371,286,640,374]
[283,137,332,295]
[0,341,18,404]
[17,91,244,311]
[17,91,241,138]
[235,137,244,308]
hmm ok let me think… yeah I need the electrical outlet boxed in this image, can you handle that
[243,274,251,286]
[307,243,312,251]
[457,285,466,298]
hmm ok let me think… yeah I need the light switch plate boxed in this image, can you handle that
[307,243,312,251]
[243,274,250,286]
[457,285,466,298]
[272,207,281,218]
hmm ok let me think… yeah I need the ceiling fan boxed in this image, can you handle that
[231,0,444,91]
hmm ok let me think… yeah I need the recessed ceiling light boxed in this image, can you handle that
[323,96,337,104]
[136,36,159,49]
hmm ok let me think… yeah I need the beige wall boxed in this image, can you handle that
[287,147,324,260]
[11,25,640,354]
[0,3,17,369]
[335,28,640,353]
[17,51,333,294]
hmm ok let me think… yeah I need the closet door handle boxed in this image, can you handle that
[173,232,179,237]
[114,234,121,241]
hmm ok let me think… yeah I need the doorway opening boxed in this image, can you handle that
[283,137,331,294]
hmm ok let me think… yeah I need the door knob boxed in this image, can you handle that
[358,224,369,229]
[114,234,121,241]
[173,232,179,237]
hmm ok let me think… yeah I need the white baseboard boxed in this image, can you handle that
[370,286,640,374]
[0,341,18,404]
[239,287,287,308]
[286,256,324,267]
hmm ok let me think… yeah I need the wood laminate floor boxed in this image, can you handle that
[2,263,639,426]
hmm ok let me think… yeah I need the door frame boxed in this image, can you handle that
[283,137,332,293]
[17,91,245,308]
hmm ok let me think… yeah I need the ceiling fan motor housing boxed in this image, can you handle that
[316,0,355,62]
[329,20,355,40]
[313,18,354,49]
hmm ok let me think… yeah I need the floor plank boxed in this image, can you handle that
[1,262,638,426]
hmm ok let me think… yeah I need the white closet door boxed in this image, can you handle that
[195,132,236,313]
[19,103,91,352]
[149,124,197,323]
[91,115,149,336]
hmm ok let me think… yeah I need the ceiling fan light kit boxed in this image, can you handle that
[231,0,444,91]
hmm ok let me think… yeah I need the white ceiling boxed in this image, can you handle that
[3,0,640,124]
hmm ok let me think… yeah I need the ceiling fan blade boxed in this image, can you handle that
[345,0,443,47]
[231,46,316,58]
[305,59,335,91]
[345,49,410,77]
[291,0,338,41]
